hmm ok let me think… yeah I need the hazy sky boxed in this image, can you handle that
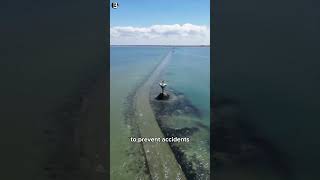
[110,0,210,45]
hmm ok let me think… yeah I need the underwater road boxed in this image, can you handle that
[134,50,187,180]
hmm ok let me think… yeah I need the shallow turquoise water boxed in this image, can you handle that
[163,47,210,124]
[110,46,210,179]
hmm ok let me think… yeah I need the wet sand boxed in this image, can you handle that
[134,50,186,179]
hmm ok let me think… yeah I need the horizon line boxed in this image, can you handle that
[110,45,210,46]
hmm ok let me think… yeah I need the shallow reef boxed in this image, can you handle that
[150,86,210,180]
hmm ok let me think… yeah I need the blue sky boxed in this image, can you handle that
[110,0,210,45]
[110,0,210,27]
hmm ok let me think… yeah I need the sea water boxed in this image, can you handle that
[160,47,210,179]
[163,47,210,124]
[110,46,210,179]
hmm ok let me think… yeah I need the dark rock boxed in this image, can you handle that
[155,93,170,100]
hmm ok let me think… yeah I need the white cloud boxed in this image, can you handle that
[110,23,210,45]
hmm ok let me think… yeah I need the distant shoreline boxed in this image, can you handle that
[110,45,210,47]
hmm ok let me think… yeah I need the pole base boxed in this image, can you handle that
[155,92,170,100]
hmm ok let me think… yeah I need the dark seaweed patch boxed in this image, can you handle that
[159,125,209,180]
[150,89,202,119]
[170,142,210,180]
[171,144,197,180]
[212,97,292,179]
[150,87,210,180]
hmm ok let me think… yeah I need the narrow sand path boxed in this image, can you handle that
[134,50,186,180]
